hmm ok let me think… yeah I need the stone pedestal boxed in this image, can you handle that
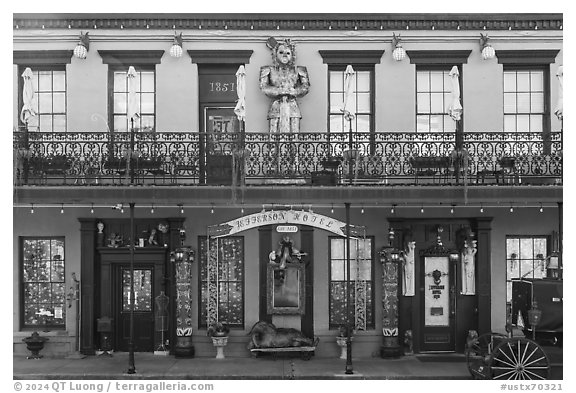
[211,336,229,359]
[336,336,352,360]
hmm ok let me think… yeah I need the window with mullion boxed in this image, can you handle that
[505,236,549,305]
[329,237,374,329]
[503,68,546,132]
[20,67,67,132]
[111,66,156,133]
[416,68,455,133]
[198,236,244,328]
[328,67,373,155]
[20,237,66,329]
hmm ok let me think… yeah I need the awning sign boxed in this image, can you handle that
[208,209,365,238]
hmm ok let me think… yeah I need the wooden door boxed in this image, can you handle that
[114,265,155,352]
[419,255,456,352]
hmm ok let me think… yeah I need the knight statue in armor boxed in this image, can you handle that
[259,37,310,134]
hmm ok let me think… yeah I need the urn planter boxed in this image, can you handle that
[22,332,49,359]
[211,336,229,359]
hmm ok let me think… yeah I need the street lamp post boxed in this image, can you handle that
[127,202,136,374]
[345,202,353,374]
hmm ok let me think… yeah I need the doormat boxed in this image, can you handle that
[416,355,466,363]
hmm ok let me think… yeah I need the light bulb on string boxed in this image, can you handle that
[450,205,455,214]
[90,203,94,214]
[179,204,184,214]
[539,203,544,213]
[420,206,424,214]
[361,204,365,214]
[211,204,214,214]
[480,204,484,213]
[391,205,395,214]
[30,204,34,214]
[331,203,334,214]
[60,204,64,214]
[151,204,155,214]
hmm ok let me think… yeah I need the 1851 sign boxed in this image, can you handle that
[199,74,238,102]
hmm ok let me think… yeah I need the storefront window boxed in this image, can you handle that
[329,237,374,329]
[199,236,244,328]
[21,237,66,329]
[505,236,548,303]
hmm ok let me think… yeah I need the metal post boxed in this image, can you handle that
[129,118,135,184]
[127,202,136,374]
[348,117,353,185]
[345,202,353,374]
[558,202,563,279]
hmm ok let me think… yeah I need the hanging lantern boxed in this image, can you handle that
[480,33,496,60]
[170,33,183,58]
[74,32,90,59]
[391,33,406,62]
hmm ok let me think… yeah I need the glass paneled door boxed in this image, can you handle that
[115,266,155,352]
[420,256,456,352]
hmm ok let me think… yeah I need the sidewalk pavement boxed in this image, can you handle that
[14,353,473,380]
[13,346,562,380]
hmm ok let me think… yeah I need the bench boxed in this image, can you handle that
[250,337,320,360]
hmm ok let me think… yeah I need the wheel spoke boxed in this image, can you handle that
[523,355,547,368]
[493,369,518,379]
[495,349,518,368]
[524,369,547,380]
[521,344,539,364]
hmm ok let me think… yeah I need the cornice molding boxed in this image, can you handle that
[13,14,563,31]
[407,50,472,64]
[318,50,385,65]
[98,50,165,65]
[187,50,253,64]
[496,49,560,64]
[13,50,73,65]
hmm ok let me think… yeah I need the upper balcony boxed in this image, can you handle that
[13,131,562,189]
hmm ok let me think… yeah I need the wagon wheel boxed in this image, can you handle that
[490,337,551,380]
[465,333,507,379]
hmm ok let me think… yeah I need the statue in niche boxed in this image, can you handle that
[148,228,158,246]
[259,37,310,134]
[96,222,105,247]
[462,239,477,295]
[402,241,416,296]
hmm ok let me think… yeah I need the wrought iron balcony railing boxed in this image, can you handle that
[13,131,562,187]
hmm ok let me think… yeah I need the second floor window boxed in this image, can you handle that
[329,67,373,134]
[111,67,155,132]
[503,68,546,132]
[416,68,457,132]
[20,67,67,132]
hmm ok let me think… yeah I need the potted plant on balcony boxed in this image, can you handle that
[207,322,230,359]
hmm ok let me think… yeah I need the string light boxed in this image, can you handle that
[510,204,514,213]
[179,204,184,214]
[90,203,94,214]
[30,203,34,214]
[211,204,214,214]
[450,204,455,214]
[391,204,396,214]
[60,204,64,214]
[241,206,244,214]
[480,204,484,213]
[150,203,155,214]
[420,205,424,214]
[121,205,124,213]
[331,203,334,214]
[539,203,544,213]
[361,204,365,214]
